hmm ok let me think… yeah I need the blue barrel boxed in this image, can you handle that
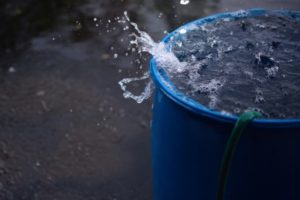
[150,8,300,200]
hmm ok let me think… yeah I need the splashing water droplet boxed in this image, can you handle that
[118,11,187,103]
[118,72,153,104]
[123,11,185,73]
[8,67,16,73]
[180,0,190,5]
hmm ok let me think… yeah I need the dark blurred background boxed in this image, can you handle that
[0,0,299,199]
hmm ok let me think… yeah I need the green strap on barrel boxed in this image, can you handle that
[217,111,262,200]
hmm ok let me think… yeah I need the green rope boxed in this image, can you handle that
[217,111,262,200]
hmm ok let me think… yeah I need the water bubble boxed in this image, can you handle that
[8,67,16,73]
[232,9,249,18]
[224,45,234,53]
[270,25,278,30]
[179,29,187,34]
[254,88,265,103]
[197,79,223,94]
[176,41,182,47]
[221,110,232,116]
[234,108,241,114]
[240,20,246,31]
[256,24,266,29]
[255,53,276,68]
[180,0,190,5]
[265,66,279,78]
[271,41,280,49]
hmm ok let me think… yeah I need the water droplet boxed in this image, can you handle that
[93,17,97,22]
[176,41,183,47]
[8,67,16,73]
[256,24,266,29]
[114,54,118,59]
[240,20,246,31]
[180,0,190,5]
[234,108,241,114]
[254,88,265,104]
[265,66,279,78]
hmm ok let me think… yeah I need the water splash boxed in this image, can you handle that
[123,11,185,73]
[118,11,186,103]
[118,72,153,104]
[117,9,300,119]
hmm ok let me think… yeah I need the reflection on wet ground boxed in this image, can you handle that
[0,0,299,199]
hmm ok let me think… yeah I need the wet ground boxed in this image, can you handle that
[0,0,299,199]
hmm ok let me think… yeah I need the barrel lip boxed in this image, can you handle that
[150,8,300,128]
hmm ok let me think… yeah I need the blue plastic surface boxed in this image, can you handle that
[150,8,300,200]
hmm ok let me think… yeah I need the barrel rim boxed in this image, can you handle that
[150,8,300,128]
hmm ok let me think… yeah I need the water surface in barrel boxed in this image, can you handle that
[168,11,300,119]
